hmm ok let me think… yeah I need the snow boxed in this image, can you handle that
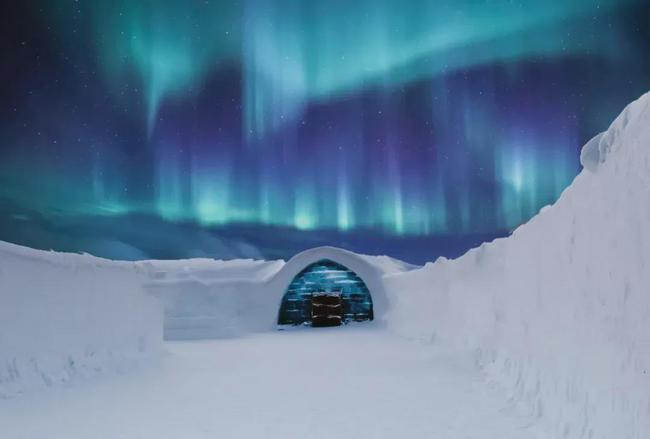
[147,246,417,340]
[579,131,605,172]
[385,91,650,439]
[0,327,542,439]
[0,240,416,396]
[1,91,649,438]
[0,241,163,398]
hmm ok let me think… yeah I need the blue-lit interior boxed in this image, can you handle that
[278,259,374,325]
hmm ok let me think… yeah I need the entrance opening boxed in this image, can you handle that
[278,259,374,326]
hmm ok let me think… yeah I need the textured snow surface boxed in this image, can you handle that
[386,92,650,439]
[0,241,163,398]
[0,327,542,439]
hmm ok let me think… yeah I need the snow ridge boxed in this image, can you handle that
[386,91,650,439]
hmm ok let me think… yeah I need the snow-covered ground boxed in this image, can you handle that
[0,326,542,439]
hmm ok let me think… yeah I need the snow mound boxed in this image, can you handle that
[386,91,650,439]
[0,241,163,398]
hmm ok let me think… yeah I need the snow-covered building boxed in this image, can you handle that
[145,246,417,340]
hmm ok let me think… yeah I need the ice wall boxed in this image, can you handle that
[0,242,163,398]
[385,92,650,438]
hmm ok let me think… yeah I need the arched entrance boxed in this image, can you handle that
[277,259,374,326]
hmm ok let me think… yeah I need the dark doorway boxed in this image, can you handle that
[311,293,343,327]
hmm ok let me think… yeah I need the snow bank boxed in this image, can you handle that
[0,241,163,398]
[385,92,650,439]
[147,246,416,340]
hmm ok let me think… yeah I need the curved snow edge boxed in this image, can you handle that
[580,90,650,172]
[148,245,419,340]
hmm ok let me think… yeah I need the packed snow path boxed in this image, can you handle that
[1,326,541,439]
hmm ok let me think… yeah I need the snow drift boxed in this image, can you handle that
[0,242,162,398]
[385,92,650,439]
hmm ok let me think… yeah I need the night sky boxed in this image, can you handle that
[1,1,649,264]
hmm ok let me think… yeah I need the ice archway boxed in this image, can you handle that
[277,258,374,325]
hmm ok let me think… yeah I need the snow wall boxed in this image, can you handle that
[146,246,416,340]
[0,242,163,398]
[144,258,285,340]
[385,92,650,439]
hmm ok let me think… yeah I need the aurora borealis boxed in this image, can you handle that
[1,1,649,262]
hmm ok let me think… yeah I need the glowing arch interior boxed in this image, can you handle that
[278,259,374,325]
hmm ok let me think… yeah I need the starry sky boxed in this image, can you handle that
[1,0,649,263]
